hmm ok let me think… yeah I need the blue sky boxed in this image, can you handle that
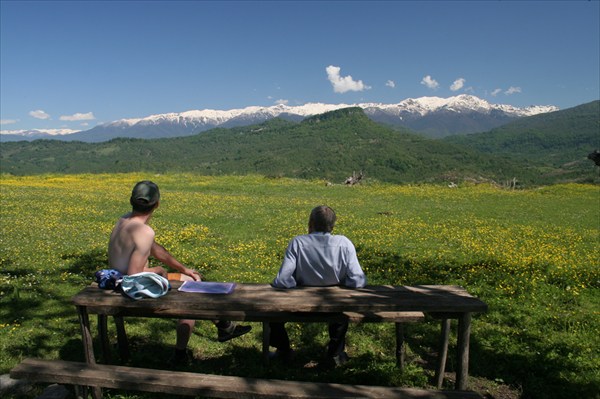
[1,0,599,134]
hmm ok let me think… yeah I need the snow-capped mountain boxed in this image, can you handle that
[2,95,559,142]
[0,128,80,142]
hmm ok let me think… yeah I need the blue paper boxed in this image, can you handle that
[178,281,236,294]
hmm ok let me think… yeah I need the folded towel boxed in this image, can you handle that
[120,272,171,299]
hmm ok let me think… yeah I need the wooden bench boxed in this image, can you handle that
[11,358,484,399]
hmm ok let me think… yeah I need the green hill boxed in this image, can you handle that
[443,100,600,181]
[1,107,596,185]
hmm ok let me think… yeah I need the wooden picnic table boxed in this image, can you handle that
[71,282,487,393]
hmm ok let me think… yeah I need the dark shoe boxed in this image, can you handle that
[332,351,350,366]
[217,323,252,342]
[168,348,192,368]
[268,348,294,363]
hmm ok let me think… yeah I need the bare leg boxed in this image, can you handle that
[169,273,197,351]
[176,319,195,350]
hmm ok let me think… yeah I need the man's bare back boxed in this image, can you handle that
[108,212,156,275]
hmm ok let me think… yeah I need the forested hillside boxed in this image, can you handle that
[1,106,598,185]
[443,100,599,182]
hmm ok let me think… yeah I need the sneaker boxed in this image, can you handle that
[217,323,252,342]
[332,351,350,366]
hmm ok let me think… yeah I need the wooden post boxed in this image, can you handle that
[455,312,471,390]
[77,306,96,365]
[395,322,405,369]
[98,315,111,364]
[435,318,451,389]
[77,306,103,399]
[114,316,130,363]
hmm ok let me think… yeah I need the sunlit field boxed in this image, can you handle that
[1,173,598,399]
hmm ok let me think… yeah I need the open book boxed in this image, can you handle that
[178,281,236,294]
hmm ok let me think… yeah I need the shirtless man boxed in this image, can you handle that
[108,180,251,366]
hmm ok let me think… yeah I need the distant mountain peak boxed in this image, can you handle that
[101,95,557,129]
[1,95,561,142]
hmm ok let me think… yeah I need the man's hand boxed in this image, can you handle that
[183,268,203,281]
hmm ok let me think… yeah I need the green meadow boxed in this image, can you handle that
[1,173,598,399]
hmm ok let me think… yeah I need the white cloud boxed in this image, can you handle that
[505,86,522,95]
[491,88,502,96]
[450,78,466,91]
[0,119,18,125]
[274,99,289,106]
[29,110,51,120]
[421,75,439,90]
[385,80,396,88]
[59,112,96,121]
[326,65,371,93]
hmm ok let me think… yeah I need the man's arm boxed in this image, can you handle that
[343,240,367,288]
[150,242,201,281]
[272,240,298,288]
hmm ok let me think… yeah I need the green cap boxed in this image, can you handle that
[130,181,160,207]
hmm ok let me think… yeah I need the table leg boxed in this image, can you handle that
[435,318,451,389]
[395,322,405,369]
[98,315,112,364]
[456,312,471,390]
[114,316,130,363]
[77,306,96,365]
[77,306,102,399]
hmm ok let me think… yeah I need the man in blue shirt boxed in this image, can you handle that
[270,205,367,366]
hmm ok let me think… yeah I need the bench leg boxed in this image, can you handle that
[114,316,130,363]
[456,312,471,390]
[434,318,451,389]
[262,322,270,364]
[395,322,405,369]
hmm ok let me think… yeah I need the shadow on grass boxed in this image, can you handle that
[1,249,109,369]
[63,248,108,277]
[469,330,600,399]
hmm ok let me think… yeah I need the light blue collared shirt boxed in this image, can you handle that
[272,232,367,289]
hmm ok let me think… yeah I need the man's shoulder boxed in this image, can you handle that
[331,234,354,245]
[294,233,354,247]
[126,219,155,237]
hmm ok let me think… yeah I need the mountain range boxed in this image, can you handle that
[1,95,559,142]
[2,100,597,186]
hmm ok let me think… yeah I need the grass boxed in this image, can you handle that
[1,173,599,399]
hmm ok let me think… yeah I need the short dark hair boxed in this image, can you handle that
[309,205,336,233]
[130,181,160,213]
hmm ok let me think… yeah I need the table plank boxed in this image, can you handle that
[72,283,487,319]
